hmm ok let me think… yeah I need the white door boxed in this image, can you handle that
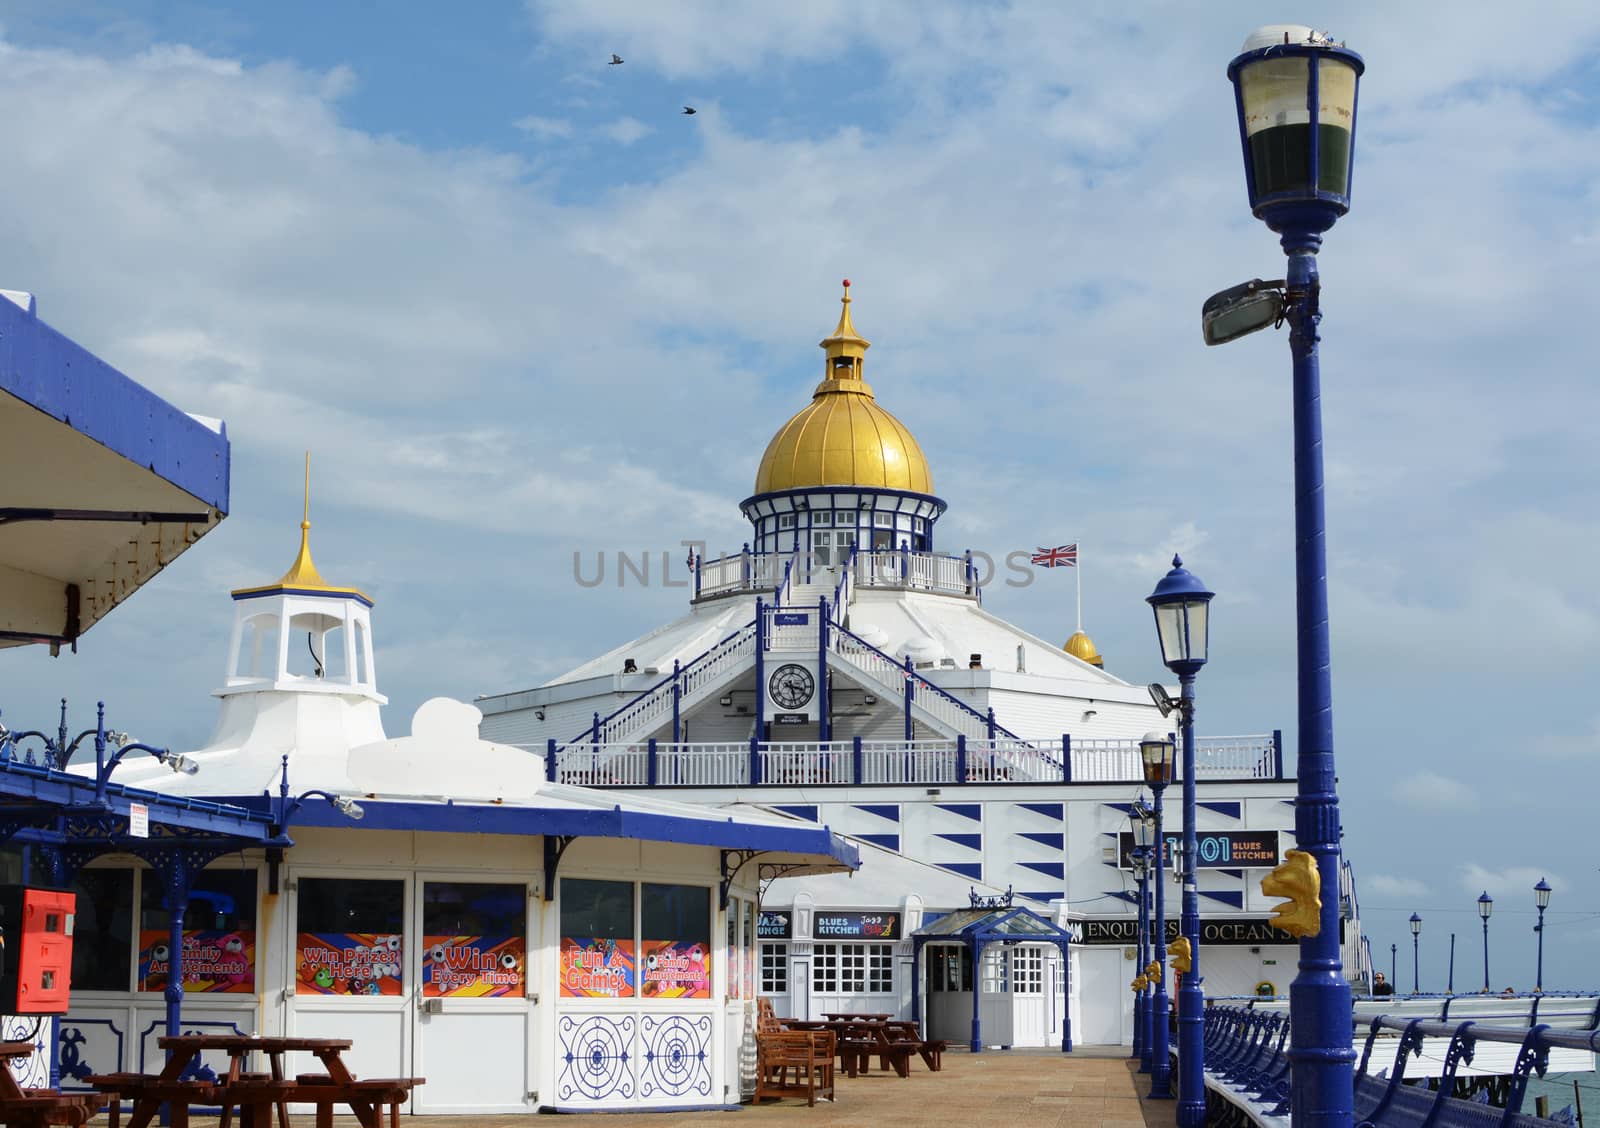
[1007,946,1049,1047]
[1074,948,1125,1045]
[411,878,538,1113]
[283,873,412,1088]
[978,947,1014,1048]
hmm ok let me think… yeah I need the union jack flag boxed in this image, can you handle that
[1031,544,1078,568]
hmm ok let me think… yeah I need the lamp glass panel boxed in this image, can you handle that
[1240,55,1314,197]
[1536,884,1551,909]
[1317,58,1358,194]
[1155,603,1187,666]
[1187,598,1209,663]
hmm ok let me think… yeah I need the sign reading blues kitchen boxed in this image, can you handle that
[1116,830,1280,870]
[813,912,900,940]
[1070,917,1288,946]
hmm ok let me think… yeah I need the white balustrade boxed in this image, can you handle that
[852,550,974,598]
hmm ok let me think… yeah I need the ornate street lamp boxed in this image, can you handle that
[1141,731,1176,1099]
[1534,878,1551,993]
[1390,943,1396,991]
[1479,891,1494,993]
[1410,913,1422,994]
[1145,556,1214,1127]
[1131,801,1156,1068]
[1212,24,1365,1128]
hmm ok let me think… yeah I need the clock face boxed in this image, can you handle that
[768,663,815,710]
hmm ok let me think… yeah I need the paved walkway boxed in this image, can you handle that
[273,1049,1180,1128]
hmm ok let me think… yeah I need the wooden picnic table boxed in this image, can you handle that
[87,1034,421,1128]
[821,1012,890,1022]
[0,1040,114,1127]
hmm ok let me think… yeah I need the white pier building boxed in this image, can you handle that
[477,284,1370,1049]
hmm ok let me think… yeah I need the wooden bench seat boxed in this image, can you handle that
[755,1032,835,1106]
[301,1077,423,1128]
[0,1089,116,1128]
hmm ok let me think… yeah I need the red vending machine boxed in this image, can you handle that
[0,887,77,1014]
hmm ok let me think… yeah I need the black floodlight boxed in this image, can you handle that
[1202,278,1285,346]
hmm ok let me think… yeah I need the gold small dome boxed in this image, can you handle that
[753,282,934,495]
[1064,629,1104,667]
[231,455,373,605]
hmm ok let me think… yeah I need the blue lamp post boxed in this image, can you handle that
[1210,24,1365,1127]
[1141,731,1176,1098]
[1389,944,1396,991]
[1410,913,1422,994]
[1131,802,1156,1067]
[1534,878,1551,993]
[1478,891,1494,992]
[1145,556,1214,1127]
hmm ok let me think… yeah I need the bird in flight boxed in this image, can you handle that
[682,106,697,115]
[609,54,624,65]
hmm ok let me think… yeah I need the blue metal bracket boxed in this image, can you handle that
[543,835,576,902]
[1501,1024,1552,1126]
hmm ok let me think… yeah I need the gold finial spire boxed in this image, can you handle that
[820,277,870,369]
[279,451,328,588]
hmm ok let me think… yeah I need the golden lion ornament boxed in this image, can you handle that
[1167,936,1192,973]
[1261,849,1322,937]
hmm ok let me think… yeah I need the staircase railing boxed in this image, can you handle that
[828,621,1041,753]
[563,620,757,750]
[830,545,855,624]
[773,553,797,608]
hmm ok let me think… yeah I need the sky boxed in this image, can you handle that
[1,1,1597,994]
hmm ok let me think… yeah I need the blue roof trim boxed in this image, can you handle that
[1018,832,1064,850]
[230,796,859,867]
[232,587,375,609]
[934,833,982,852]
[934,803,983,823]
[0,297,229,512]
[1199,801,1242,819]
[0,759,276,840]
[1016,802,1064,821]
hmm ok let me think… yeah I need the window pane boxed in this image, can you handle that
[70,869,133,992]
[560,878,635,999]
[760,943,788,994]
[641,883,710,999]
[140,868,257,994]
[295,877,405,995]
[423,882,526,998]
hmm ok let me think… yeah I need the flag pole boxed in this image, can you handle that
[1075,542,1083,632]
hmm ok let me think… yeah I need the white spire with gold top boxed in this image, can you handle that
[219,455,383,704]
[753,280,934,495]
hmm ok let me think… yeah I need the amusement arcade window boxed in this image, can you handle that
[294,877,405,995]
[559,878,713,1000]
[139,867,258,994]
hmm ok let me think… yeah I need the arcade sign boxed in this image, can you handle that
[1116,830,1280,870]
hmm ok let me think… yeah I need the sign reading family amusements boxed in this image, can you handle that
[1115,830,1280,870]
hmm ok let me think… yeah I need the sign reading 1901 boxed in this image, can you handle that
[1116,830,1280,870]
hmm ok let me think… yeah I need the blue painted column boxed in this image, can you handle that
[1148,781,1172,1098]
[1282,226,1354,1125]
[671,658,681,742]
[1139,858,1154,1072]
[903,656,914,742]
[545,738,557,782]
[1176,672,1205,1127]
[818,597,830,742]
[1057,939,1072,1052]
[969,939,983,1052]
[1132,851,1146,1064]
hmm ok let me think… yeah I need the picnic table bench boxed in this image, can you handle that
[86,1034,422,1128]
[0,1041,114,1128]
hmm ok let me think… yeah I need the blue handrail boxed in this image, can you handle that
[561,621,757,749]
[829,620,1039,751]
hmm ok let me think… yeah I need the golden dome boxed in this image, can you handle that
[1064,629,1104,667]
[753,282,934,495]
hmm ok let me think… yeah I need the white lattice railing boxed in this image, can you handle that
[542,735,1281,787]
[696,551,794,599]
[852,550,975,598]
[829,628,1000,743]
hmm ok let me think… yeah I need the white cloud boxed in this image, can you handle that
[601,116,651,145]
[1393,772,1479,813]
[513,114,573,139]
[1366,875,1429,899]
[1459,865,1564,900]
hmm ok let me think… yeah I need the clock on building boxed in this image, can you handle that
[768,663,815,710]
